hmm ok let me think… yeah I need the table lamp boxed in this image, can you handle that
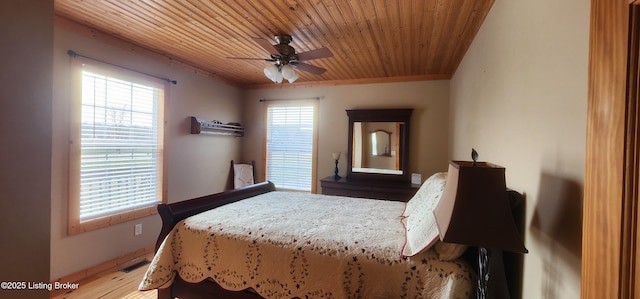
[332,152,341,180]
[434,154,527,299]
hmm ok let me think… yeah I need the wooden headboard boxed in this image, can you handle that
[462,190,526,299]
[504,189,526,299]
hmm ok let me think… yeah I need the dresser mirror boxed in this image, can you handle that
[370,129,392,157]
[346,109,412,182]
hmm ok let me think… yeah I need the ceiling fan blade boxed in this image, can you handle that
[297,47,333,61]
[294,62,326,75]
[253,37,280,56]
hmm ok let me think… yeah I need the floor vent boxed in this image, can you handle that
[120,260,150,273]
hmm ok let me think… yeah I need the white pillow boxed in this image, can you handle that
[401,172,447,256]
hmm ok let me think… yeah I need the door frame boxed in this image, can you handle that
[583,1,639,298]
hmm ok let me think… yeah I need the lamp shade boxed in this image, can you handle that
[332,151,341,160]
[263,65,283,83]
[274,70,283,83]
[281,64,299,83]
[433,161,528,253]
[286,70,299,83]
[263,65,275,81]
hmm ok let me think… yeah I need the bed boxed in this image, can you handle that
[139,173,525,299]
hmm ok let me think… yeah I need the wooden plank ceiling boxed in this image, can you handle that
[54,0,494,89]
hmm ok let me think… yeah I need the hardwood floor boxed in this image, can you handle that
[51,260,157,299]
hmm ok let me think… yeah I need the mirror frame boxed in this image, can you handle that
[346,108,413,182]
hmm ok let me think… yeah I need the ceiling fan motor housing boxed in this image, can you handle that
[273,35,297,63]
[274,35,292,45]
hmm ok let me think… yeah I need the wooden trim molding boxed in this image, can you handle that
[623,5,640,297]
[582,1,635,298]
[50,244,154,297]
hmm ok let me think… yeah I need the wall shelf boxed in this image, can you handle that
[190,117,244,137]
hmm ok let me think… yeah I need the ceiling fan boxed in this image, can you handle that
[227,35,333,83]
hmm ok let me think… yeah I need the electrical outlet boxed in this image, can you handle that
[134,223,142,236]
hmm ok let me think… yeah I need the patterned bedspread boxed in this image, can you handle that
[139,191,474,299]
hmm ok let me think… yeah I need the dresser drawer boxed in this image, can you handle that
[320,176,418,202]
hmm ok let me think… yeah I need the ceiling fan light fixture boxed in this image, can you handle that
[230,35,333,83]
[264,64,282,83]
[286,71,299,83]
[281,65,299,83]
[274,69,283,83]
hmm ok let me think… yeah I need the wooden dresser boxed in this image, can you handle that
[320,176,419,202]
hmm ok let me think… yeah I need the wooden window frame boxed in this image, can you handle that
[67,58,168,235]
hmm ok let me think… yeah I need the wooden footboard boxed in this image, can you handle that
[158,276,263,299]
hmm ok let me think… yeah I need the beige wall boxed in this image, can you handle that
[241,81,450,188]
[450,0,589,298]
[51,27,244,280]
[0,1,53,298]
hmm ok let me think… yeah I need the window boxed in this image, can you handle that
[68,60,166,234]
[265,101,318,192]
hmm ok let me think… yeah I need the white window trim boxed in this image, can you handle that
[68,58,168,235]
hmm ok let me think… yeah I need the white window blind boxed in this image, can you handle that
[266,103,315,191]
[78,70,163,221]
